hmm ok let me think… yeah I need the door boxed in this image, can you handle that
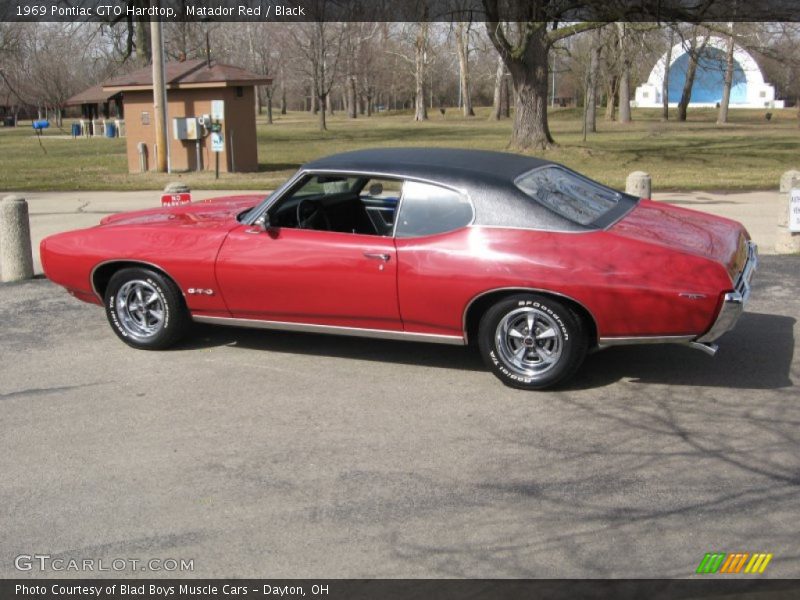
[215,224,401,331]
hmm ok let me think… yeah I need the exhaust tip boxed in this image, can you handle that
[688,341,719,357]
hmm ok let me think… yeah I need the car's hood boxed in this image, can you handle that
[609,199,748,278]
[99,195,264,228]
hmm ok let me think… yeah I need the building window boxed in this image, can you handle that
[236,86,244,98]
[141,111,150,125]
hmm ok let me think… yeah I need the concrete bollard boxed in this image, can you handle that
[626,171,652,199]
[164,181,190,194]
[0,195,34,282]
[775,169,800,254]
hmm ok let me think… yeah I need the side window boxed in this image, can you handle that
[395,181,473,238]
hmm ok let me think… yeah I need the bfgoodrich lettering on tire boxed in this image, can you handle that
[477,294,588,390]
[104,267,189,350]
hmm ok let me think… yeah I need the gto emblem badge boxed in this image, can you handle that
[187,288,214,296]
[679,292,706,300]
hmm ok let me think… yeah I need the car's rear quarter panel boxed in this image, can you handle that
[396,226,732,339]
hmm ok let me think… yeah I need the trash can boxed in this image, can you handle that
[105,122,116,138]
[71,122,81,137]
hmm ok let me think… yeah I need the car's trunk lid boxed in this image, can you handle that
[609,199,748,280]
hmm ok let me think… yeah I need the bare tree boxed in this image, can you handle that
[617,23,632,123]
[662,27,674,121]
[454,21,474,117]
[413,20,430,121]
[489,54,504,120]
[717,23,735,125]
[677,31,709,122]
[292,16,345,131]
[585,28,602,134]
[483,1,603,149]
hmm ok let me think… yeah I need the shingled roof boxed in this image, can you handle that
[65,84,119,106]
[102,59,271,92]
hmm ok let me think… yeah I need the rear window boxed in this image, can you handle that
[515,166,622,226]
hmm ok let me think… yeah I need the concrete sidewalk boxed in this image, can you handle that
[0,188,784,275]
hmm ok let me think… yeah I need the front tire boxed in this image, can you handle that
[104,267,189,350]
[478,294,587,390]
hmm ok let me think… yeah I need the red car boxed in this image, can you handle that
[42,148,757,390]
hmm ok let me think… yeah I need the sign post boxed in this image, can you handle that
[210,100,225,180]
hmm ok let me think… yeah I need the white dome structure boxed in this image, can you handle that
[635,36,784,109]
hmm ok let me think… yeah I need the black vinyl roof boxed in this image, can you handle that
[298,147,634,232]
[304,147,552,186]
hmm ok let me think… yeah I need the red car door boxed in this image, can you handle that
[215,226,401,331]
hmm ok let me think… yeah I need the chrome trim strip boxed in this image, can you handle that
[461,287,601,345]
[192,315,466,346]
[245,168,476,233]
[597,335,695,348]
[90,258,187,303]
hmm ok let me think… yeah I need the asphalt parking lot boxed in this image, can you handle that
[1,256,798,578]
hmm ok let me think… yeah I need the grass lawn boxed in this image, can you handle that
[0,106,797,192]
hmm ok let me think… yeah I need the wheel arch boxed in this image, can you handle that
[91,260,186,304]
[463,288,599,348]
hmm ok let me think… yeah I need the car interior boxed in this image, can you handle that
[268,175,400,236]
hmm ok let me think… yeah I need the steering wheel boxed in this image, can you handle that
[297,198,331,231]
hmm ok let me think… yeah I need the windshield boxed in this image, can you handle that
[515,166,623,226]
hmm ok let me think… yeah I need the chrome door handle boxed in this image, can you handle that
[363,252,391,262]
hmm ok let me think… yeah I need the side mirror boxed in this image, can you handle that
[256,213,271,231]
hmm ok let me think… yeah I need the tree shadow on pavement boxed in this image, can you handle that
[569,312,794,391]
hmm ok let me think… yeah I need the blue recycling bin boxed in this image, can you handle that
[71,122,81,137]
[105,123,116,138]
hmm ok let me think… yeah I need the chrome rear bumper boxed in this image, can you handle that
[696,241,757,343]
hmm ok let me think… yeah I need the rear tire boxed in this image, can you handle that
[104,267,189,350]
[477,294,587,390]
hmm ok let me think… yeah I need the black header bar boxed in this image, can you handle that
[2,0,800,23]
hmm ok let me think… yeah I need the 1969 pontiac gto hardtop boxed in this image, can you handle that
[42,148,756,389]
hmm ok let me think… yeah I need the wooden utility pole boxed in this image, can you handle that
[151,11,168,172]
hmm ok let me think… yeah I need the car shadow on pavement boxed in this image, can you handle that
[179,311,794,387]
[569,312,795,390]
[180,323,487,372]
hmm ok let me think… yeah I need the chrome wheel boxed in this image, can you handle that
[115,280,165,340]
[495,307,564,378]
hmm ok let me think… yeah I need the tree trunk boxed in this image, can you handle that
[490,55,504,120]
[280,79,287,115]
[605,76,617,121]
[366,95,373,117]
[135,19,150,65]
[661,29,673,121]
[414,21,428,121]
[678,38,707,122]
[717,30,735,125]
[505,38,554,150]
[617,24,631,123]
[266,90,273,124]
[586,30,601,133]
[502,75,511,118]
[318,94,327,130]
[455,22,474,117]
[255,86,262,115]
[347,75,357,118]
